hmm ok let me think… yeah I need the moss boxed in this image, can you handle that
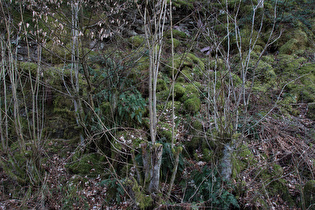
[276,55,307,74]
[279,39,299,55]
[162,101,182,114]
[125,178,153,209]
[170,0,194,9]
[157,121,173,142]
[232,144,256,179]
[66,153,103,176]
[129,35,145,48]
[180,83,200,102]
[304,180,315,208]
[164,53,204,80]
[183,96,201,114]
[174,83,185,100]
[262,55,275,63]
[254,60,276,82]
[277,29,309,55]
[18,62,38,75]
[192,120,203,131]
[236,28,265,51]
[166,38,181,48]
[157,79,167,92]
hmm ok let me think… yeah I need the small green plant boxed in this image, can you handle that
[117,90,147,123]
[99,177,126,204]
[182,166,239,209]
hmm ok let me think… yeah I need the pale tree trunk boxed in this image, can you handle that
[143,0,167,194]
[71,0,85,145]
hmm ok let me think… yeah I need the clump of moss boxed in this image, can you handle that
[157,121,173,142]
[66,153,104,176]
[279,39,299,54]
[157,79,167,92]
[180,83,200,102]
[276,55,307,74]
[232,144,256,179]
[184,96,201,114]
[166,38,181,49]
[165,29,188,39]
[129,35,145,48]
[18,62,38,75]
[164,53,204,80]
[174,83,185,100]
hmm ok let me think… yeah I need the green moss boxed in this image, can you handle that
[157,79,167,92]
[174,83,185,100]
[66,153,103,176]
[192,120,203,131]
[180,83,200,102]
[183,96,201,114]
[279,39,299,55]
[232,144,256,179]
[129,35,145,48]
[166,38,181,48]
[157,121,173,142]
[170,0,194,9]
[304,180,315,208]
[164,53,204,80]
[18,62,38,75]
[262,55,275,63]
[276,55,307,74]
[126,178,153,209]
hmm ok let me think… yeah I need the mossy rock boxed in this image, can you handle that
[279,39,299,55]
[129,35,145,48]
[157,121,173,142]
[183,96,201,114]
[174,83,186,100]
[253,60,276,82]
[232,144,256,179]
[267,179,294,206]
[157,79,168,92]
[164,53,204,80]
[66,153,104,176]
[160,101,182,114]
[180,83,200,102]
[277,29,309,54]
[191,120,203,132]
[166,38,181,49]
[276,55,307,74]
[304,180,315,208]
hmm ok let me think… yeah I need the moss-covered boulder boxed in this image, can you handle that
[174,83,186,100]
[129,35,145,48]
[157,121,173,142]
[66,153,104,176]
[232,144,256,179]
[184,96,201,114]
[164,53,204,81]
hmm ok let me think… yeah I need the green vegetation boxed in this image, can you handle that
[0,0,314,209]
